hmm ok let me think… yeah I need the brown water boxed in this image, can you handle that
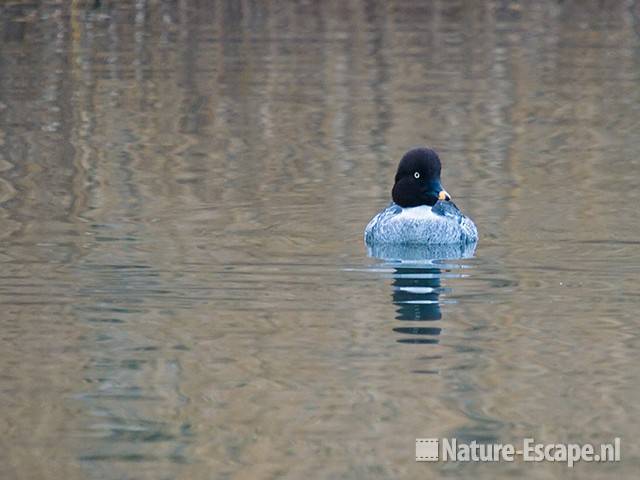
[1,1,640,479]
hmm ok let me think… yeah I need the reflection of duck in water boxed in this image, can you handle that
[367,243,476,345]
[365,148,477,246]
[392,263,443,344]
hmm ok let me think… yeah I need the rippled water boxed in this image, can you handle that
[1,1,640,479]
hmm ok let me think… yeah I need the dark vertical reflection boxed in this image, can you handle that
[392,265,443,344]
[367,243,475,347]
[363,0,392,154]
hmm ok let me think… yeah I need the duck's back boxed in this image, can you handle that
[364,201,478,245]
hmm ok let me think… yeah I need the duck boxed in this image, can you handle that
[364,147,478,245]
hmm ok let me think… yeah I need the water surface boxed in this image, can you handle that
[1,1,640,479]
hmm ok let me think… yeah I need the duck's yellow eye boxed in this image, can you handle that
[414,172,420,179]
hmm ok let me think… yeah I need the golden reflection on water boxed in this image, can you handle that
[1,1,640,479]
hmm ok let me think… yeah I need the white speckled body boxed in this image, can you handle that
[364,201,478,245]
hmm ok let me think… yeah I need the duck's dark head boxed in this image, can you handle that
[391,147,451,208]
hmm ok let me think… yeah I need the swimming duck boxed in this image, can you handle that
[364,148,478,245]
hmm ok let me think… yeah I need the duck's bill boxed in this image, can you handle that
[438,190,451,201]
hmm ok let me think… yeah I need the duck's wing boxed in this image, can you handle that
[364,203,402,244]
[432,200,479,243]
[431,200,462,218]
